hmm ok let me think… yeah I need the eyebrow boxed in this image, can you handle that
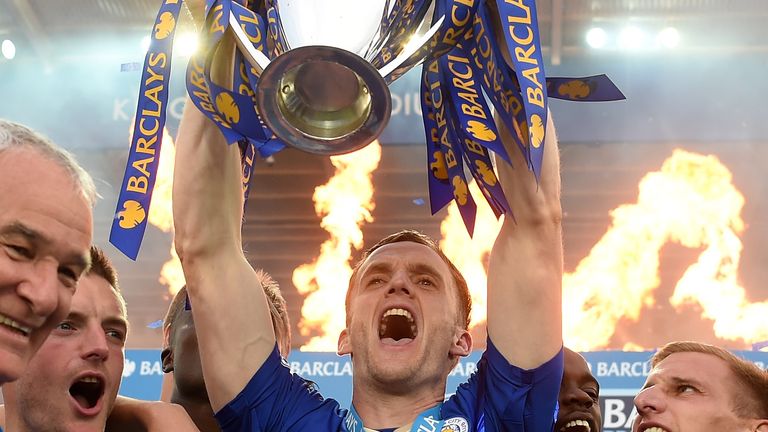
[641,374,705,391]
[361,262,445,281]
[2,221,48,243]
[2,221,91,272]
[407,263,445,283]
[104,316,129,333]
[360,262,393,278]
[67,311,128,331]
[668,375,706,389]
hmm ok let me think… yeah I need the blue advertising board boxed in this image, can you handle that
[120,349,768,432]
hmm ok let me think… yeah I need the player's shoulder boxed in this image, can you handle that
[109,398,199,432]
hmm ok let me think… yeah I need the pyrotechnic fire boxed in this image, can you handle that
[293,141,382,351]
[295,148,764,351]
[439,182,502,329]
[565,149,763,350]
[147,129,186,296]
[439,149,763,351]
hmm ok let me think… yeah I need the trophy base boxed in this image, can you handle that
[257,45,391,155]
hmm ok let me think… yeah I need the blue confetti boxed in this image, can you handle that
[412,198,425,206]
[752,340,768,351]
[120,62,141,72]
[147,319,164,329]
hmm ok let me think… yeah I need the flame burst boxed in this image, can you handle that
[439,149,765,351]
[293,141,382,351]
[565,149,764,350]
[439,182,502,330]
[147,130,186,296]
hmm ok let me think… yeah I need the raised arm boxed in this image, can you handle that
[487,113,563,370]
[172,34,276,411]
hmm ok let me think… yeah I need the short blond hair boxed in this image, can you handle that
[653,341,768,419]
[164,270,291,356]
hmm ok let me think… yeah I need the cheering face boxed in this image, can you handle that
[9,272,127,432]
[339,241,470,390]
[632,352,755,432]
[556,349,602,432]
[0,148,92,383]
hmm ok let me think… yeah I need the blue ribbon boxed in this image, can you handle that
[414,0,626,234]
[468,5,528,159]
[428,56,477,235]
[421,63,455,216]
[372,0,431,69]
[266,6,287,57]
[111,0,286,259]
[494,0,548,181]
[114,0,628,257]
[110,0,184,259]
[546,74,626,101]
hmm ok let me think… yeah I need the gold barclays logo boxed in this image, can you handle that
[215,92,241,124]
[117,200,146,229]
[557,79,592,99]
[154,12,176,40]
[465,120,497,142]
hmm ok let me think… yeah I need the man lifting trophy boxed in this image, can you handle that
[110,0,623,258]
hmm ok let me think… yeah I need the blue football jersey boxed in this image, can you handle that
[215,339,563,432]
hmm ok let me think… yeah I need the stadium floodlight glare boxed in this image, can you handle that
[1,39,16,60]
[618,26,646,50]
[175,32,199,57]
[586,27,607,49]
[140,35,151,53]
[657,27,680,49]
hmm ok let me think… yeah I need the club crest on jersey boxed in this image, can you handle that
[440,417,469,432]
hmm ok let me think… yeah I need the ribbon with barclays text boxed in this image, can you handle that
[110,0,183,259]
[111,0,626,258]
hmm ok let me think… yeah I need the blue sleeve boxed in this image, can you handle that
[214,345,349,432]
[442,338,563,432]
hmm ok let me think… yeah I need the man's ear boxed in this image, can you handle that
[160,326,174,373]
[449,328,472,358]
[337,328,351,356]
[161,347,174,374]
[752,419,768,432]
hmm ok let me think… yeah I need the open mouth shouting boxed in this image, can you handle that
[69,373,106,416]
[378,307,418,346]
[556,416,597,432]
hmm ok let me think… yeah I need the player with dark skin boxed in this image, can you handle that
[556,348,602,432]
[158,275,291,432]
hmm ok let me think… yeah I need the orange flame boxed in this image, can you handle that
[147,130,186,296]
[438,149,764,351]
[439,182,501,330]
[293,141,382,351]
[564,149,764,350]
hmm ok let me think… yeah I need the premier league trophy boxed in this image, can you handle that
[110,0,624,259]
[229,0,442,155]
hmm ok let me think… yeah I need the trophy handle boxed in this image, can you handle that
[229,11,271,75]
[378,15,445,84]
